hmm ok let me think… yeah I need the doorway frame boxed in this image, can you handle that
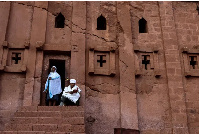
[40,53,71,106]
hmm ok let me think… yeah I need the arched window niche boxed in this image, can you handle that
[97,15,106,30]
[55,12,65,28]
[139,17,148,33]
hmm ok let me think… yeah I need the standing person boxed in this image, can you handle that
[44,66,62,106]
[59,79,81,106]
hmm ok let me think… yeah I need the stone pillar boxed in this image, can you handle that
[0,2,10,67]
[32,50,44,106]
[23,2,48,106]
[117,2,139,130]
[71,1,86,106]
[159,1,189,133]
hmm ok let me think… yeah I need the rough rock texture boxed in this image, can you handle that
[0,1,198,134]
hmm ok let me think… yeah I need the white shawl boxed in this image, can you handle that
[62,85,81,103]
[44,71,62,98]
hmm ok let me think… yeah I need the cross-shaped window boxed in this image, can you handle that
[12,53,21,64]
[97,55,106,67]
[142,55,150,70]
[189,56,197,69]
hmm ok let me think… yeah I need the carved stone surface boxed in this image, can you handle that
[88,46,116,76]
[182,49,199,77]
[0,1,198,134]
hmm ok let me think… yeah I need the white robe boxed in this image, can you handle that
[62,85,81,103]
[44,71,62,98]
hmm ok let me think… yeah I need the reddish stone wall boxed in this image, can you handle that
[45,1,72,45]
[0,73,25,110]
[131,2,172,134]
[173,2,199,134]
[6,2,33,48]
[0,1,198,134]
[0,73,25,130]
[85,2,120,134]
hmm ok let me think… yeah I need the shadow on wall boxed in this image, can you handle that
[114,128,140,134]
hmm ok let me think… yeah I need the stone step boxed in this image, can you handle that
[0,131,45,134]
[1,106,85,133]
[5,124,85,133]
[11,117,84,125]
[14,111,84,118]
[17,106,84,112]
[0,131,85,134]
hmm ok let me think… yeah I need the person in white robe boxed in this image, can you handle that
[44,66,62,106]
[59,79,81,106]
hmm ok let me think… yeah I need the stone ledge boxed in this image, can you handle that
[182,47,199,54]
[0,65,4,71]
[4,65,26,73]
[185,70,199,77]
[2,41,30,49]
[134,45,159,53]
[135,69,161,77]
[2,41,8,48]
[90,45,117,52]
[42,44,71,52]
[90,69,116,76]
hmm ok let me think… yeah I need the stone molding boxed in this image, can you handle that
[134,45,159,53]
[36,42,72,52]
[2,41,30,49]
[36,41,44,50]
[4,64,26,73]
[2,41,8,48]
[182,46,199,54]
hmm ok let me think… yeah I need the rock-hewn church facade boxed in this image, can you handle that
[0,1,199,134]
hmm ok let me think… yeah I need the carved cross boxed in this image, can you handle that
[190,56,197,69]
[142,55,150,70]
[97,55,106,67]
[12,53,21,64]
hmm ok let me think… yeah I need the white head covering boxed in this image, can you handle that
[70,79,76,83]
[52,66,57,70]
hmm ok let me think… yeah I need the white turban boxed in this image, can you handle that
[70,79,76,83]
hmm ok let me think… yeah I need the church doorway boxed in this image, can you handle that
[40,53,70,106]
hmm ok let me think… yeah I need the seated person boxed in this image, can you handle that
[59,79,81,106]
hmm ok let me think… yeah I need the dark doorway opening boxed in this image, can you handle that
[49,59,65,90]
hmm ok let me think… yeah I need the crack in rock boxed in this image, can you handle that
[86,82,119,95]
[13,1,115,43]
[119,59,128,73]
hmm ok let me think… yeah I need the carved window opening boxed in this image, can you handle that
[97,15,106,30]
[55,13,65,28]
[97,55,106,67]
[182,47,199,77]
[134,46,161,77]
[189,56,198,69]
[139,18,147,33]
[12,52,21,64]
[89,46,116,76]
[142,55,150,70]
